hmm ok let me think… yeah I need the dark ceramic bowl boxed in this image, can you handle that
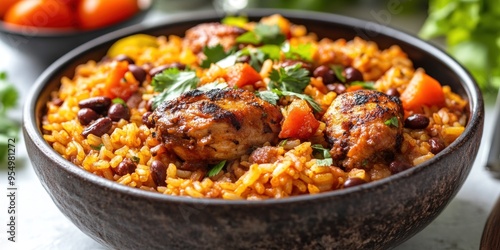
[0,0,153,63]
[23,9,484,250]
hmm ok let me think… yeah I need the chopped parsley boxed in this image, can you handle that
[384,116,399,128]
[282,42,314,62]
[311,144,333,167]
[332,65,345,83]
[132,156,140,164]
[236,23,286,45]
[268,64,310,93]
[201,45,236,68]
[112,98,126,105]
[207,160,227,177]
[90,144,104,150]
[256,64,321,112]
[278,139,288,147]
[255,90,280,105]
[151,68,199,109]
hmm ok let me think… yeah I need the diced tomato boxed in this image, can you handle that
[224,63,262,88]
[279,99,320,140]
[103,61,138,100]
[400,70,445,112]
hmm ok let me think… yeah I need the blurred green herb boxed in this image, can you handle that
[236,23,286,45]
[0,72,19,164]
[384,116,399,128]
[207,160,227,177]
[112,98,126,105]
[419,0,500,94]
[311,144,333,166]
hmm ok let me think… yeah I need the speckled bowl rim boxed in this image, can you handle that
[23,9,483,207]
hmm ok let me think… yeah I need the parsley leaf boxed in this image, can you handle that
[207,160,227,177]
[132,156,140,163]
[255,90,280,105]
[268,64,310,93]
[236,24,285,45]
[331,65,345,83]
[311,144,333,167]
[281,91,322,113]
[282,42,314,62]
[90,144,104,150]
[256,64,322,112]
[384,116,399,128]
[151,68,199,109]
[112,98,126,105]
[201,45,235,68]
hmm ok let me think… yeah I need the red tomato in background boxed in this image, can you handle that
[0,0,19,19]
[77,0,139,30]
[4,0,74,28]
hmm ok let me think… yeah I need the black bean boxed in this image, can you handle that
[343,177,367,188]
[326,83,346,94]
[128,64,147,83]
[82,117,112,138]
[108,103,130,121]
[149,63,186,76]
[115,158,137,175]
[386,87,400,97]
[313,65,335,84]
[429,137,445,154]
[404,114,430,129]
[77,108,100,125]
[344,67,364,83]
[389,160,412,174]
[142,111,154,128]
[78,96,111,114]
[150,160,167,186]
[115,54,135,65]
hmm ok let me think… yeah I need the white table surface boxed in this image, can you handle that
[0,3,499,250]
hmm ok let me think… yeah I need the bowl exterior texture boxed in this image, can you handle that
[23,9,484,250]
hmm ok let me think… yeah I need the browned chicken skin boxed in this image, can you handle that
[183,23,246,54]
[151,88,283,164]
[322,90,404,170]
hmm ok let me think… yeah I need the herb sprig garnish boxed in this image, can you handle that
[256,64,321,112]
[151,68,199,109]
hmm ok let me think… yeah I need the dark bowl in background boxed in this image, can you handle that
[22,9,484,250]
[0,0,153,63]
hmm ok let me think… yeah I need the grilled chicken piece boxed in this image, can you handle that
[322,90,404,170]
[183,23,246,54]
[151,88,283,165]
